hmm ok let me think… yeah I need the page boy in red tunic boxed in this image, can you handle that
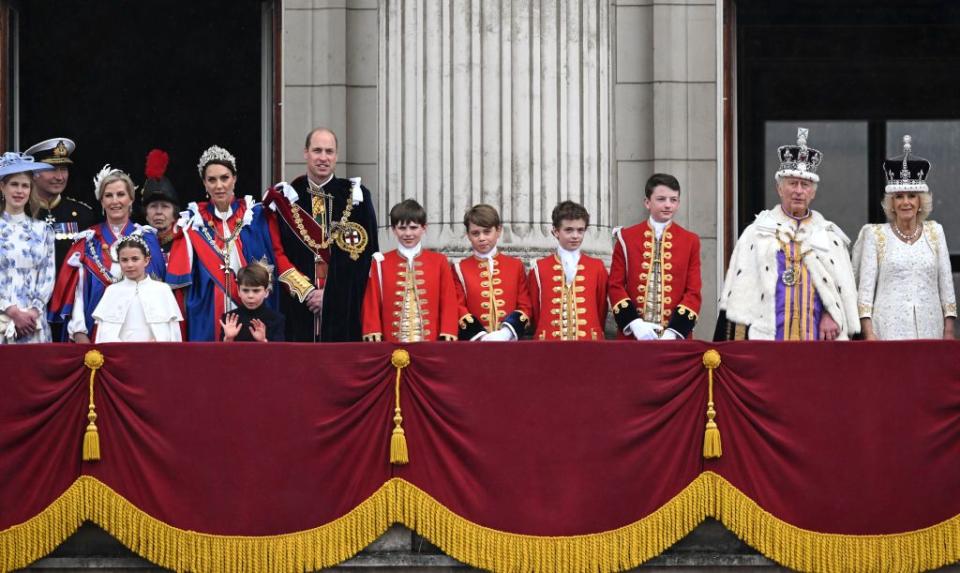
[361,199,458,342]
[608,173,702,340]
[529,201,608,340]
[453,204,532,341]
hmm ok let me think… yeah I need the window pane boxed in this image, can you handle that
[886,121,960,256]
[764,121,869,241]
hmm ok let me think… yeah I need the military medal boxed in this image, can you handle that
[333,221,369,261]
[781,268,797,286]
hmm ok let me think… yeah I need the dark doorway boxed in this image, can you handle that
[14,0,267,210]
[736,0,960,268]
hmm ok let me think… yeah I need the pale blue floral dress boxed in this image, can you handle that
[0,211,55,343]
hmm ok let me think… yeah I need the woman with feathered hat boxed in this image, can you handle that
[48,166,165,343]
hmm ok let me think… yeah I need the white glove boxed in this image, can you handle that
[660,328,682,340]
[626,319,662,341]
[481,326,516,342]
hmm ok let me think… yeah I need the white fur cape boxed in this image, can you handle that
[718,208,860,340]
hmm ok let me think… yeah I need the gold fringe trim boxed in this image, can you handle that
[706,471,960,573]
[0,479,87,572]
[3,476,960,572]
[391,478,711,573]
[0,476,393,573]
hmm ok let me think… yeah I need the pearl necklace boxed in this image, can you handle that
[890,222,921,243]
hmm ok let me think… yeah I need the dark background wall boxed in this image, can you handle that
[16,0,264,210]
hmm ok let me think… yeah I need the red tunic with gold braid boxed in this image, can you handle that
[361,249,459,342]
[608,220,702,338]
[528,253,609,341]
[452,253,532,340]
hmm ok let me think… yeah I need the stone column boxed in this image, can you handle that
[282,0,379,187]
[378,0,612,258]
[612,0,719,337]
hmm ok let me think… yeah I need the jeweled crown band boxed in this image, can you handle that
[197,145,237,177]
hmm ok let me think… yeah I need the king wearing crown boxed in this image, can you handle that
[715,127,860,341]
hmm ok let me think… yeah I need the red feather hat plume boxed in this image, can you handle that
[145,149,169,181]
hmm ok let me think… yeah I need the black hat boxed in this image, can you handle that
[141,149,180,208]
[883,135,930,193]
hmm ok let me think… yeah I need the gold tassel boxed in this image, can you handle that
[83,350,105,462]
[389,349,411,465]
[702,349,722,459]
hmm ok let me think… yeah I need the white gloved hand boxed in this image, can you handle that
[626,319,662,341]
[480,326,516,342]
[660,328,682,341]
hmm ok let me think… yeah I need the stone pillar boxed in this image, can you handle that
[612,0,719,338]
[282,0,379,187]
[378,0,612,258]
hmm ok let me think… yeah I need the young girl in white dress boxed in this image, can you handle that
[92,236,183,342]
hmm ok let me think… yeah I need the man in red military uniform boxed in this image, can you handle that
[529,201,608,340]
[362,199,459,342]
[608,173,702,340]
[454,204,532,341]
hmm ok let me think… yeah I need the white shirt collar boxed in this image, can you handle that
[556,246,581,283]
[309,173,335,189]
[214,205,233,221]
[649,216,670,239]
[473,246,498,260]
[120,275,151,288]
[398,242,422,265]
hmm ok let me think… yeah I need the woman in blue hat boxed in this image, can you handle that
[0,152,56,343]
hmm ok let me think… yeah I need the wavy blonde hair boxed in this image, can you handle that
[881,192,933,222]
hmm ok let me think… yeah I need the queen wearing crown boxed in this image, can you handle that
[48,166,166,343]
[715,127,860,341]
[165,145,313,341]
[852,136,956,340]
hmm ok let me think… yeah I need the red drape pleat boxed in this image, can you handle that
[707,340,960,533]
[0,346,87,529]
[3,340,960,538]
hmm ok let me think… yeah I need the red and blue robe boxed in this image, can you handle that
[166,197,309,341]
[48,222,166,341]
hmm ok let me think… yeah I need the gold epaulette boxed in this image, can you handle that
[278,268,316,303]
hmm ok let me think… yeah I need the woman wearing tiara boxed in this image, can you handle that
[48,166,165,342]
[166,145,313,341]
[853,135,956,340]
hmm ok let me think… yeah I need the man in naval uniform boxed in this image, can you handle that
[25,138,98,273]
[263,127,379,342]
[714,127,859,341]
